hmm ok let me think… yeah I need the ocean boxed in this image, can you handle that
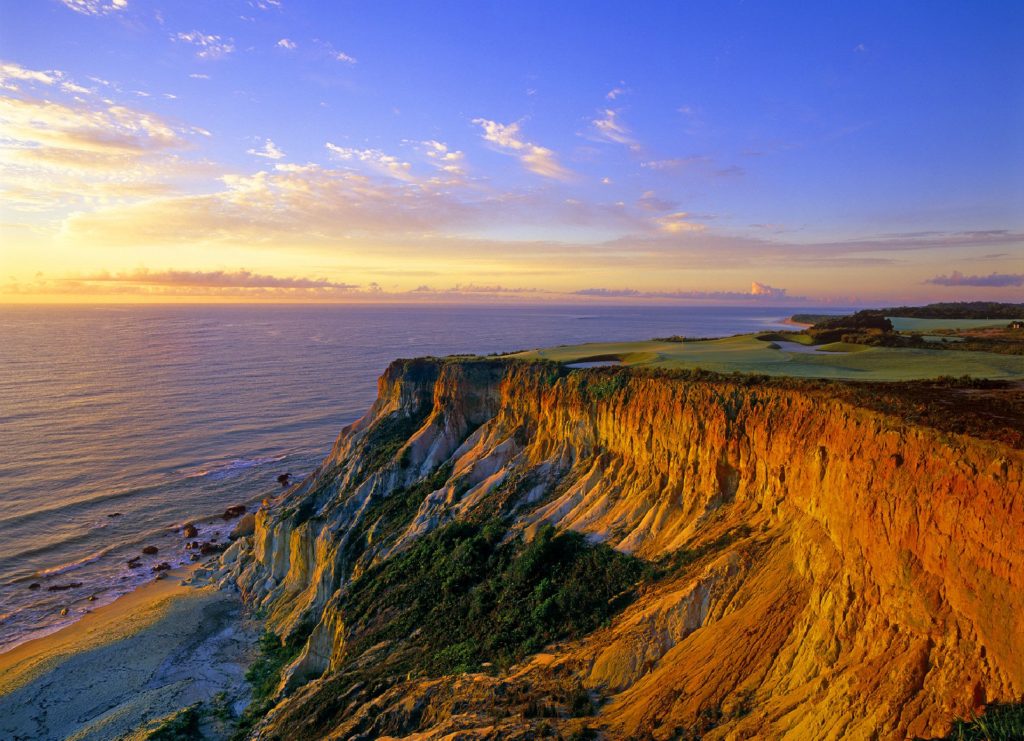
[0,303,834,652]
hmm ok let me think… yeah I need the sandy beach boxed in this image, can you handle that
[0,567,256,741]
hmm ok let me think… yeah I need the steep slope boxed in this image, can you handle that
[212,358,1023,740]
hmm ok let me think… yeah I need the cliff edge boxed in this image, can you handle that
[206,358,1023,740]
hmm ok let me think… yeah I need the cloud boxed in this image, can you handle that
[0,96,184,156]
[641,156,709,171]
[0,92,207,210]
[325,143,413,180]
[925,271,1024,287]
[472,118,571,180]
[247,139,285,160]
[422,139,465,177]
[77,268,357,290]
[574,286,799,302]
[276,38,297,50]
[173,31,235,60]
[637,191,674,212]
[0,62,62,90]
[750,281,787,297]
[655,212,705,233]
[189,73,210,80]
[59,0,127,15]
[6,268,363,300]
[592,108,637,148]
[606,85,627,101]
[335,51,357,64]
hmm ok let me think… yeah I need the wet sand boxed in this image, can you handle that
[0,567,256,741]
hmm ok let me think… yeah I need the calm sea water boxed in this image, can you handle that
[0,304,834,651]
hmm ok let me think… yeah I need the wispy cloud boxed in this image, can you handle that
[0,62,62,90]
[654,212,705,233]
[325,144,413,180]
[925,271,1024,287]
[5,268,363,300]
[422,140,465,177]
[335,51,357,64]
[0,90,207,210]
[641,156,709,171]
[606,84,627,101]
[247,139,285,160]
[78,268,357,290]
[276,38,297,50]
[59,0,127,16]
[574,285,797,302]
[592,108,638,149]
[472,118,571,180]
[173,31,235,60]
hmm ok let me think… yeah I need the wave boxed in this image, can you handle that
[185,454,286,480]
[37,545,115,577]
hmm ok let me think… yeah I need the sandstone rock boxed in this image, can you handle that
[220,359,1024,741]
[229,513,256,540]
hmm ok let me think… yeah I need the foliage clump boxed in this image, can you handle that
[933,702,1024,741]
[232,623,313,739]
[342,520,651,675]
[145,704,204,741]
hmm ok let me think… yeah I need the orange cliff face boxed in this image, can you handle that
[207,359,1023,740]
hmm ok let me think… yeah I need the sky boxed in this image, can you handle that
[0,0,1021,304]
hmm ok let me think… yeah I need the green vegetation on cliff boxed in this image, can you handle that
[343,519,650,675]
[933,701,1024,740]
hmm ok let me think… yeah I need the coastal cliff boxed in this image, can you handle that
[213,358,1024,740]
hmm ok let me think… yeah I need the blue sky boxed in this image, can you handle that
[0,0,1021,302]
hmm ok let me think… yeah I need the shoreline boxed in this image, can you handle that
[0,564,256,741]
[780,317,813,327]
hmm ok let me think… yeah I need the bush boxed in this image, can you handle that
[936,702,1024,740]
[146,704,203,741]
[341,520,652,675]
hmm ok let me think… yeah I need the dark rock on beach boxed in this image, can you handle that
[28,583,40,590]
[183,523,198,539]
[222,504,247,520]
[199,542,225,556]
[47,582,83,592]
[151,562,171,573]
[142,545,159,555]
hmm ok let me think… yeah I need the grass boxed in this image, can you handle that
[145,704,204,740]
[232,624,313,740]
[933,702,1024,740]
[514,334,1024,381]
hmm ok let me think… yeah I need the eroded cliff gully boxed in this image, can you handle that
[209,358,1023,740]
